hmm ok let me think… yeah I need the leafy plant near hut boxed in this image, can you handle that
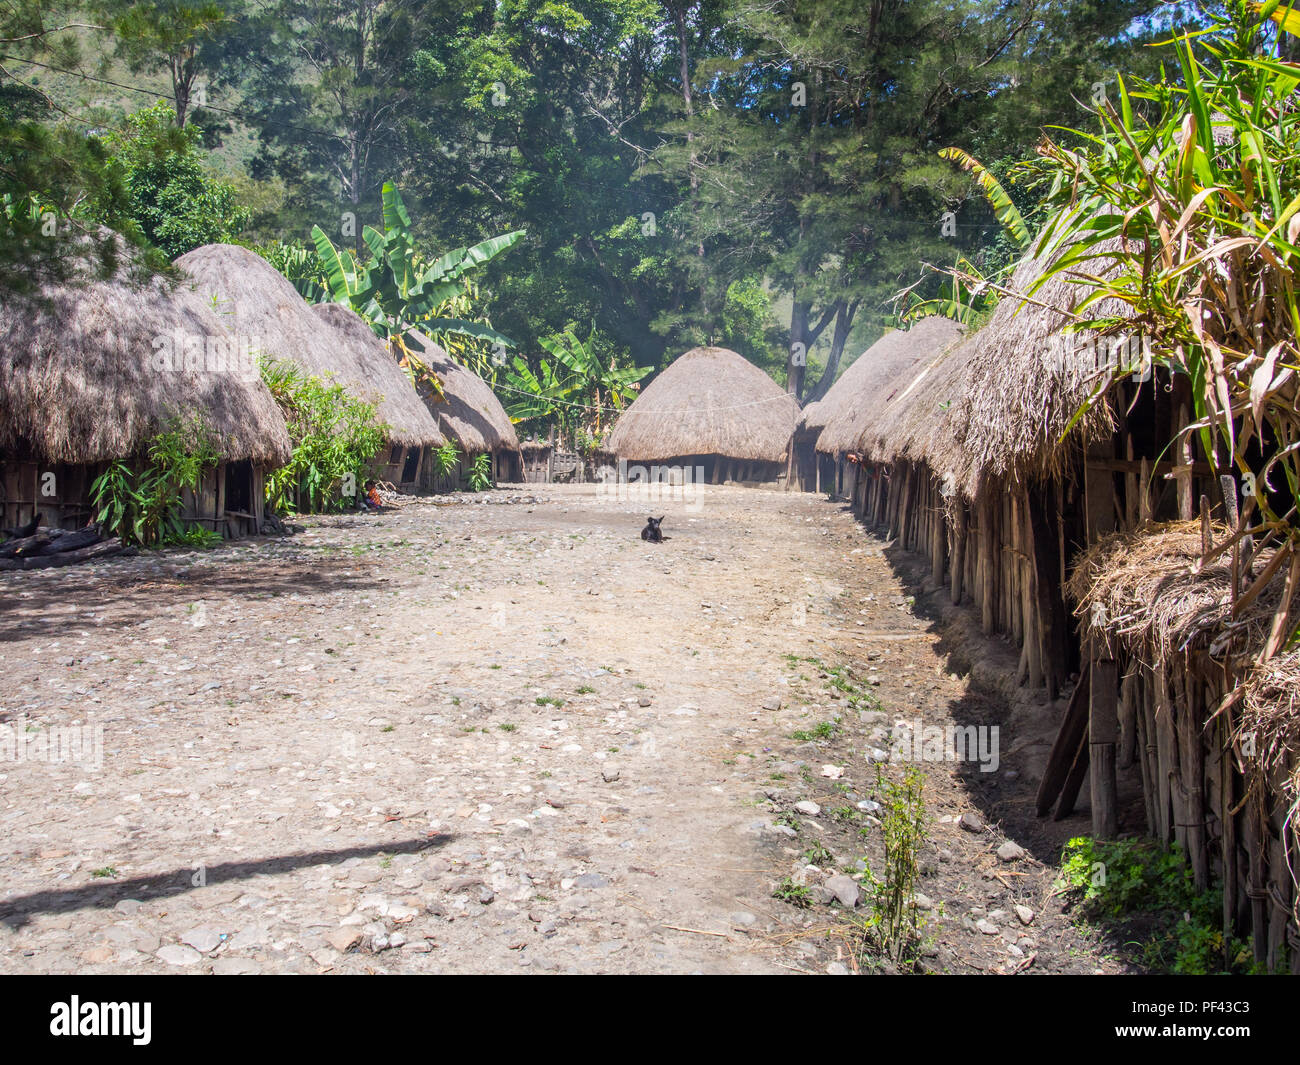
[259,359,389,514]
[91,418,222,546]
[467,452,493,493]
[432,441,460,480]
[1059,836,1259,974]
[1022,1,1300,656]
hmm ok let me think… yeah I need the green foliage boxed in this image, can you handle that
[432,441,460,479]
[1058,837,1259,974]
[95,1,244,129]
[308,181,522,383]
[772,876,813,909]
[791,720,837,742]
[802,840,835,866]
[859,766,927,967]
[94,103,249,258]
[720,277,784,375]
[467,452,493,493]
[91,418,221,546]
[259,358,390,514]
[503,326,649,446]
[0,3,151,284]
[938,147,1031,249]
[897,255,999,328]
[1025,2,1300,648]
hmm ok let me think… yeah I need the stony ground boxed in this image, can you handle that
[0,483,1127,974]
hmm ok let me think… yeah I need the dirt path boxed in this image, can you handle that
[0,484,1121,974]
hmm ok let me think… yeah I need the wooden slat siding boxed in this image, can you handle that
[933,487,946,589]
[1244,790,1269,966]
[1218,705,1238,950]
[1136,671,1157,835]
[1118,668,1138,769]
[1028,486,1067,699]
[1177,668,1209,890]
[1018,491,1042,689]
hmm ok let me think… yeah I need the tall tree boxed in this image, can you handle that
[249,0,440,240]
[97,1,255,128]
[665,0,1177,400]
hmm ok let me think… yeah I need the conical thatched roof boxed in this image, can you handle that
[175,244,442,448]
[814,317,964,455]
[404,331,519,454]
[949,237,1129,496]
[606,346,799,463]
[0,262,291,466]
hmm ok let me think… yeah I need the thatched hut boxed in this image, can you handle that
[793,317,963,493]
[0,257,291,538]
[831,231,1298,965]
[606,346,799,486]
[175,244,443,493]
[402,331,522,490]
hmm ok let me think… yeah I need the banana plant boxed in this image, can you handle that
[899,255,998,326]
[308,182,524,394]
[504,328,650,446]
[938,147,1031,249]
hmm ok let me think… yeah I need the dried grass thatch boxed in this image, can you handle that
[813,317,964,455]
[1067,521,1287,665]
[1238,650,1300,827]
[0,264,290,466]
[176,244,442,448]
[848,330,979,489]
[404,331,518,454]
[949,239,1130,495]
[606,346,799,463]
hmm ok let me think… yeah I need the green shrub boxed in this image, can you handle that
[468,451,493,492]
[260,359,390,513]
[1058,836,1259,974]
[91,418,221,546]
[432,441,460,480]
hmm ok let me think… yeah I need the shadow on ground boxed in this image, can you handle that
[0,835,450,929]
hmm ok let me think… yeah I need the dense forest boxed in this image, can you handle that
[2,0,1204,436]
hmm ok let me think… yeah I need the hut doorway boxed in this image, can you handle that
[401,447,421,484]
[225,459,253,516]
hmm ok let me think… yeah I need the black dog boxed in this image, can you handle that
[640,515,665,543]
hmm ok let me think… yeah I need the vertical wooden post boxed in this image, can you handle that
[950,505,966,605]
[1177,402,1194,520]
[1085,449,1119,837]
[979,493,996,634]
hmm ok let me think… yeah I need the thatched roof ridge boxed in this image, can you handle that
[606,346,799,463]
[852,334,981,485]
[815,317,964,455]
[0,265,291,466]
[948,237,1130,495]
[404,331,519,454]
[175,244,442,448]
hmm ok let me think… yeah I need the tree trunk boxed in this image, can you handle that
[804,299,860,404]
